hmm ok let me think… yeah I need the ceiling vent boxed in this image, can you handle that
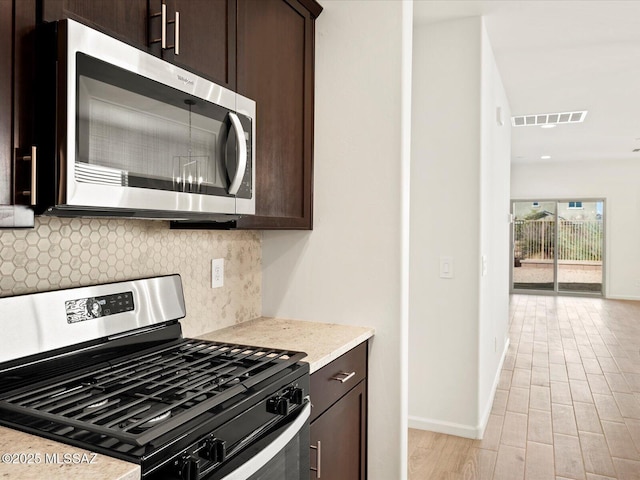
[511,110,588,127]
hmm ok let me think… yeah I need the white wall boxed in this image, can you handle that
[261,1,411,479]
[512,159,640,300]
[478,23,512,430]
[409,17,511,438]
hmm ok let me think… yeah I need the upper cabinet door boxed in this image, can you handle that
[0,0,12,205]
[155,0,236,89]
[236,0,318,229]
[41,0,149,50]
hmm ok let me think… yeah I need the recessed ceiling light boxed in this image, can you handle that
[541,124,557,129]
[511,110,588,127]
[541,155,551,159]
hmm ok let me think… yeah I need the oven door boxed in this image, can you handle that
[211,402,310,480]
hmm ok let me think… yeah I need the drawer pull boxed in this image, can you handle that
[331,371,356,383]
[310,440,321,478]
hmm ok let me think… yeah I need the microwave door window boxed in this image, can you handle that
[75,53,230,197]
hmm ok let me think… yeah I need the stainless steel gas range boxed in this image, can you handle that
[0,275,310,479]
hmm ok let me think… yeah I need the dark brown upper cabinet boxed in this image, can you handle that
[0,0,35,227]
[235,0,320,230]
[40,0,236,90]
[152,0,236,90]
[40,0,150,50]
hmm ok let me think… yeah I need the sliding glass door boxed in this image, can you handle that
[511,200,604,295]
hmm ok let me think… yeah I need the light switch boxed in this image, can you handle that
[439,256,454,279]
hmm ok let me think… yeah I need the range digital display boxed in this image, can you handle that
[65,291,134,324]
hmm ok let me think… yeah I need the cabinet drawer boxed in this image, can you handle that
[310,341,367,422]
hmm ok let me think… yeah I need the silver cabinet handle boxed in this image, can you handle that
[227,112,247,195]
[161,3,167,49]
[310,440,321,478]
[149,3,167,49]
[19,146,37,205]
[331,371,356,383]
[174,11,180,55]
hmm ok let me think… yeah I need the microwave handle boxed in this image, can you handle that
[227,112,247,196]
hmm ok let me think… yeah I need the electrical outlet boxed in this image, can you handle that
[212,259,224,288]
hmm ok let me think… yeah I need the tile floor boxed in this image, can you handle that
[408,294,640,479]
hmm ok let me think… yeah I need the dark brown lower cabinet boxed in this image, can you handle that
[309,342,368,480]
[310,380,367,480]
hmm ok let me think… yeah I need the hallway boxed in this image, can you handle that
[408,294,640,479]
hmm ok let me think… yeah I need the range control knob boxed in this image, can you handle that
[285,386,305,405]
[266,395,290,416]
[201,437,226,463]
[175,454,200,480]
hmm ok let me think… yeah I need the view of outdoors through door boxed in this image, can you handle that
[512,200,604,295]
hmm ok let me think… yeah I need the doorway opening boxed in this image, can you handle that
[511,199,604,295]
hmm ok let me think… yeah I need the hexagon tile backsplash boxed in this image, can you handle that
[0,217,261,337]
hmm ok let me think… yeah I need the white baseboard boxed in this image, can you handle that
[606,294,640,301]
[476,338,510,439]
[408,338,510,440]
[408,415,479,439]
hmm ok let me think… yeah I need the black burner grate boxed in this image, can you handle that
[0,339,305,446]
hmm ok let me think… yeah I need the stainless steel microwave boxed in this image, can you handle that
[35,19,255,221]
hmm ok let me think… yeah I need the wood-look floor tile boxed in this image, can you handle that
[566,349,584,364]
[575,402,604,434]
[569,379,594,404]
[579,431,616,477]
[513,369,533,388]
[550,351,567,365]
[553,403,578,435]
[593,394,625,422]
[530,385,551,411]
[623,373,640,393]
[493,445,525,480]
[605,372,632,394]
[551,364,569,382]
[459,447,497,480]
[599,357,621,374]
[476,414,504,451]
[592,344,612,358]
[583,358,604,375]
[611,457,640,480]
[579,345,597,359]
[585,474,617,480]
[568,362,589,381]
[516,354,533,370]
[507,387,530,414]
[498,370,512,390]
[492,389,508,416]
[613,392,640,419]
[551,381,574,405]
[588,374,612,395]
[601,420,640,460]
[501,412,528,448]
[554,433,586,480]
[625,418,640,452]
[532,352,549,368]
[524,441,554,480]
[531,367,550,387]
[528,409,553,444]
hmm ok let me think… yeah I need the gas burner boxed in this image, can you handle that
[83,397,119,413]
[126,404,173,431]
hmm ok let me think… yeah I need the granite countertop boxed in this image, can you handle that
[0,316,373,479]
[0,426,140,480]
[197,316,375,373]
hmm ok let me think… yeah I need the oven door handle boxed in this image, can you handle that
[226,112,247,196]
[221,401,311,480]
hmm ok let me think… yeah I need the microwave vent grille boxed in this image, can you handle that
[75,163,125,186]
